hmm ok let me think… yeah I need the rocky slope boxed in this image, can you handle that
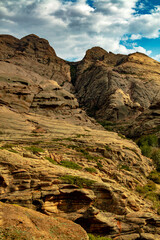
[71,47,160,136]
[0,202,88,240]
[0,106,160,240]
[0,34,160,240]
[0,34,160,136]
[0,34,72,91]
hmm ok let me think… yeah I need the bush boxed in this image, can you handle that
[97,162,103,169]
[60,175,95,188]
[60,160,82,170]
[136,181,156,194]
[25,146,44,154]
[45,156,57,165]
[88,234,112,240]
[140,145,152,158]
[148,171,160,184]
[151,149,160,171]
[118,165,131,171]
[137,134,158,148]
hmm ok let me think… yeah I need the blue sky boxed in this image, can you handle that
[0,0,160,61]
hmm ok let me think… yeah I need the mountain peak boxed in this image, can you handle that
[84,46,108,61]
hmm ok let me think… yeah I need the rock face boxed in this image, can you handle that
[0,34,71,90]
[0,202,88,240]
[0,146,159,240]
[1,34,160,136]
[0,109,159,240]
[0,61,78,113]
[71,48,160,136]
[0,34,160,240]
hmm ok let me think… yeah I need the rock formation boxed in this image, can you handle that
[0,202,88,240]
[0,34,160,240]
[71,48,160,136]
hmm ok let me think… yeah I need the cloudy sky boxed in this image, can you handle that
[0,0,160,61]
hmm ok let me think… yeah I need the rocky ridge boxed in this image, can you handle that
[71,47,160,136]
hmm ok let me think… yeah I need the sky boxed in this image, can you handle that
[0,0,160,61]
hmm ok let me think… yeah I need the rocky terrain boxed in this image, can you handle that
[71,47,160,137]
[0,202,88,240]
[0,34,160,240]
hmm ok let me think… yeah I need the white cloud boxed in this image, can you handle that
[130,34,142,40]
[154,54,160,61]
[0,0,159,60]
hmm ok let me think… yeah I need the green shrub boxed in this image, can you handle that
[137,134,158,148]
[97,120,115,131]
[60,160,82,170]
[0,143,14,149]
[140,145,152,158]
[88,233,112,240]
[136,181,156,194]
[60,175,95,188]
[118,165,131,171]
[97,162,103,169]
[85,167,97,173]
[45,156,57,165]
[79,148,99,161]
[25,146,44,154]
[105,145,111,151]
[151,149,160,171]
[148,171,160,184]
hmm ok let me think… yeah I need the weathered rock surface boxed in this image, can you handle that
[1,34,160,136]
[0,115,159,240]
[71,48,160,136]
[0,202,88,240]
[0,34,72,91]
[0,34,160,239]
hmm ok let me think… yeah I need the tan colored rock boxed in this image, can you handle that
[0,148,159,239]
[0,202,88,240]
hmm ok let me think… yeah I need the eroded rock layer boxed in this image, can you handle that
[71,48,160,136]
[0,34,160,240]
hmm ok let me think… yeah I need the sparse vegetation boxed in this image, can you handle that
[148,171,160,184]
[60,160,82,170]
[45,156,57,165]
[60,175,95,188]
[118,164,131,171]
[105,145,111,151]
[136,134,160,171]
[25,146,44,154]
[85,167,97,173]
[118,133,127,139]
[136,180,156,194]
[137,134,158,148]
[0,227,33,240]
[97,162,103,169]
[88,234,112,240]
[97,120,115,131]
[151,149,160,171]
[0,143,14,149]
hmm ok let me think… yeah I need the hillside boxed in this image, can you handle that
[71,47,160,137]
[0,34,160,240]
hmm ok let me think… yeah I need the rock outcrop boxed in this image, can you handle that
[0,34,72,91]
[0,108,159,239]
[1,34,160,136]
[0,202,88,240]
[71,48,160,136]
